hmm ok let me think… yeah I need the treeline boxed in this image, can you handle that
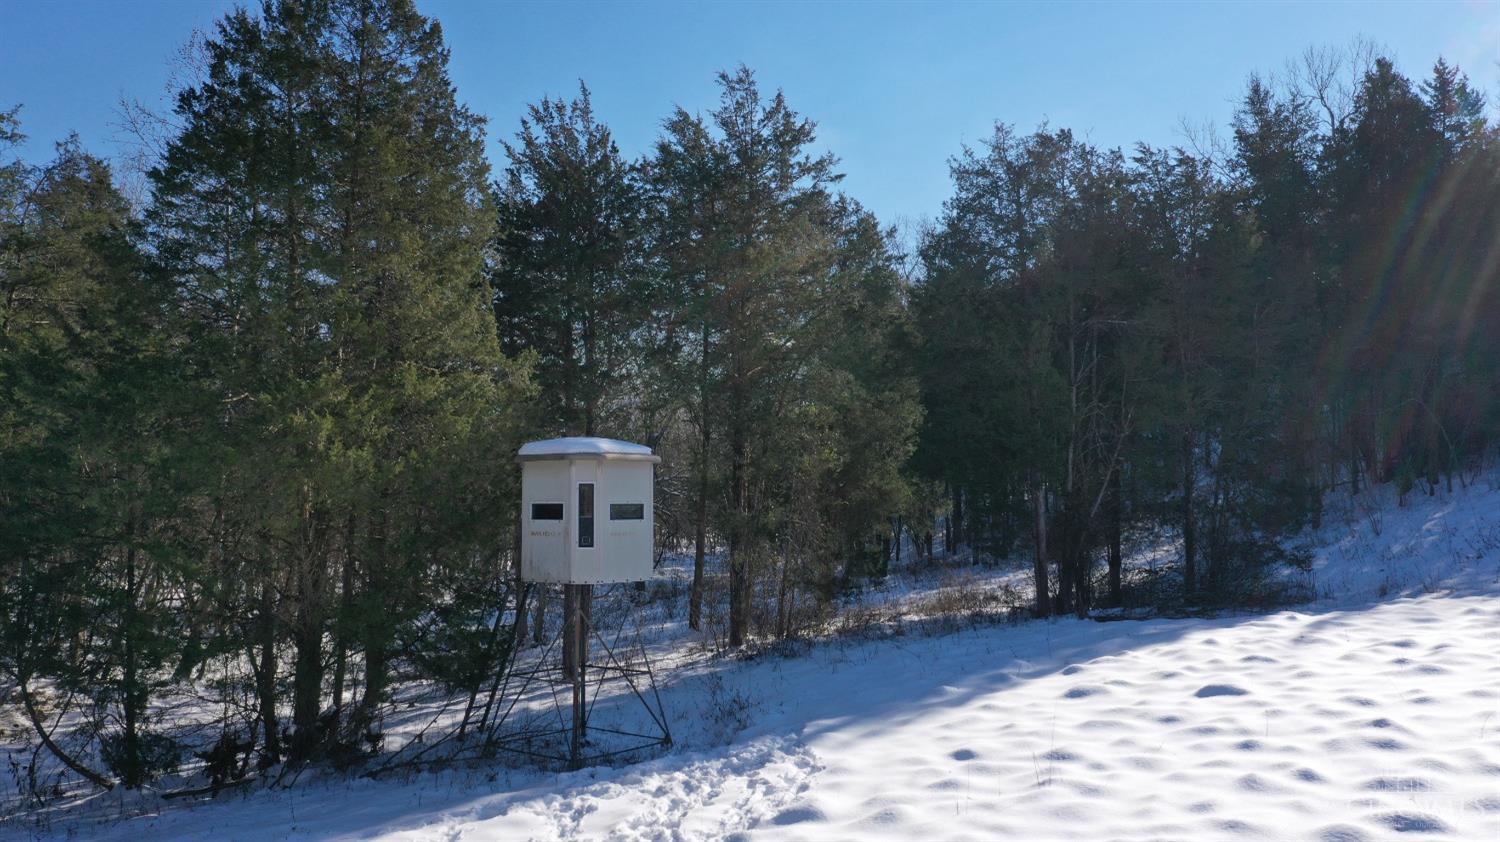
[3,0,1498,797]
[0,0,912,791]
[914,49,1500,614]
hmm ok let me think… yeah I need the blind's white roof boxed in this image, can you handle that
[516,436,659,462]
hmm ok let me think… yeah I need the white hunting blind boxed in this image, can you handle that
[502,436,671,771]
[517,437,659,584]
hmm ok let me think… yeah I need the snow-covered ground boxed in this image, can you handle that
[8,477,1500,841]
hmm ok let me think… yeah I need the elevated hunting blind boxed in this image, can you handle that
[517,436,659,584]
[502,437,670,770]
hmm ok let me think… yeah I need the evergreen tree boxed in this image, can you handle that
[1,138,187,788]
[647,67,843,645]
[1132,145,1221,597]
[148,0,529,762]
[1322,58,1444,493]
[646,67,917,644]
[1421,58,1486,154]
[492,83,649,438]
[914,126,1090,615]
[1229,75,1324,515]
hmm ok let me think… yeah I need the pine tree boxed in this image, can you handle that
[492,83,649,438]
[914,126,1085,615]
[1230,75,1324,519]
[147,0,337,763]
[1421,58,1486,154]
[1,138,188,788]
[645,67,918,643]
[1132,145,1221,596]
[1322,58,1444,494]
[148,0,530,762]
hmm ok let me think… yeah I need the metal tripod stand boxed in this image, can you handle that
[488,583,671,770]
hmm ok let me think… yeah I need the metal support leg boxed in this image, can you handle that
[568,583,591,770]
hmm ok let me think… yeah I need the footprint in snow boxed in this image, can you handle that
[1374,812,1450,833]
[1063,685,1108,699]
[1079,719,1124,730]
[949,748,977,761]
[1236,773,1281,793]
[1361,776,1430,792]
[1318,824,1371,842]
[1195,684,1249,698]
[770,804,826,826]
[858,806,904,827]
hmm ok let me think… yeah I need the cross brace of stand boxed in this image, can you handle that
[488,583,671,770]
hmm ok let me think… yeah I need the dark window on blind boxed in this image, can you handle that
[609,503,644,520]
[531,502,563,521]
[578,483,594,548]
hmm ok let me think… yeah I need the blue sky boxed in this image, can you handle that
[3,0,1497,225]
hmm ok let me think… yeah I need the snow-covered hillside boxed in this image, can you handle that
[11,478,1500,841]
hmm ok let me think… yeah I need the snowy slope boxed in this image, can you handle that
[11,478,1500,841]
[347,601,1500,841]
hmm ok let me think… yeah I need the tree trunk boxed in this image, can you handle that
[1060,489,1091,618]
[1033,484,1050,617]
[19,680,113,791]
[512,512,527,646]
[943,492,953,557]
[331,518,356,726]
[531,586,547,646]
[952,486,964,553]
[689,423,710,632]
[1348,409,1361,495]
[1182,430,1197,597]
[775,537,792,640]
[352,640,388,743]
[689,320,712,632]
[290,621,324,759]
[1206,466,1228,586]
[728,385,751,646]
[1108,468,1122,608]
[725,310,753,645]
[254,581,281,767]
[120,539,144,787]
